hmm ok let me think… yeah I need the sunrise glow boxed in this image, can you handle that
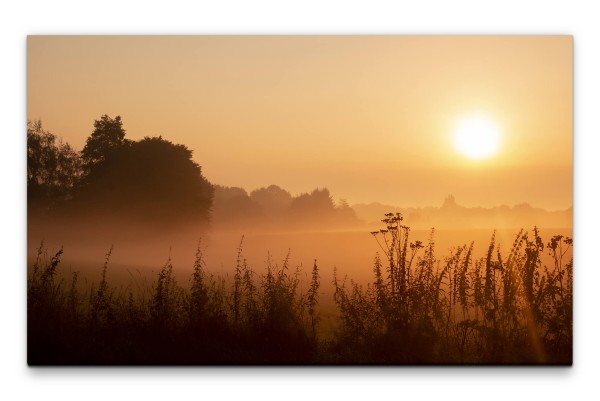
[452,115,501,160]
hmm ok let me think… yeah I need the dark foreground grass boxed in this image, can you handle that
[28,217,572,365]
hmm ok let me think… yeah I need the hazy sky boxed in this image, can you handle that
[27,36,572,209]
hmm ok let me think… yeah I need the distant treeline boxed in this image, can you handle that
[28,115,570,232]
[27,115,360,230]
[354,195,572,229]
[212,185,360,230]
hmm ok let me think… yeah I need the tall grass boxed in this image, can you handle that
[28,216,572,364]
[28,239,318,364]
[332,215,572,364]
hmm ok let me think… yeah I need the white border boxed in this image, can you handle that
[2,1,598,401]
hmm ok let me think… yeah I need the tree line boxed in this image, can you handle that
[212,185,360,229]
[27,115,360,230]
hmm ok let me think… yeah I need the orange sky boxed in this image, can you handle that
[27,36,572,210]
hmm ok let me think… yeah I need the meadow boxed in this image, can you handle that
[27,218,572,365]
[26,37,573,366]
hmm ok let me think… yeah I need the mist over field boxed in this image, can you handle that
[26,36,572,365]
[26,112,573,365]
[28,201,572,285]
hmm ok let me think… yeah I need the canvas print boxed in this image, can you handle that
[27,36,572,365]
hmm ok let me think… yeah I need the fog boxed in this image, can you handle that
[28,215,572,309]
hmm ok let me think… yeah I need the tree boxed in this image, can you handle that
[250,185,293,218]
[211,185,264,226]
[288,188,336,224]
[74,136,214,225]
[286,189,362,228]
[334,198,361,226]
[81,114,128,173]
[27,119,81,212]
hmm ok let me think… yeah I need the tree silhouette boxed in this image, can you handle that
[250,185,293,218]
[75,136,213,226]
[81,115,128,173]
[27,119,81,212]
[288,188,336,225]
[212,185,264,226]
[334,198,360,225]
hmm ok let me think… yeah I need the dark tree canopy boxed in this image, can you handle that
[76,136,214,225]
[81,115,128,172]
[27,119,81,211]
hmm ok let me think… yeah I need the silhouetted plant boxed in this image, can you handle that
[152,253,186,327]
[27,220,571,365]
[306,259,320,340]
[332,213,572,364]
[28,242,65,316]
[90,246,114,326]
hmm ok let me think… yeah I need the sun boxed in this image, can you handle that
[452,115,501,160]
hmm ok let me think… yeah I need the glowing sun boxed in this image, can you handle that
[452,115,501,160]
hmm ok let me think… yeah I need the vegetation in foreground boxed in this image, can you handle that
[28,217,572,365]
